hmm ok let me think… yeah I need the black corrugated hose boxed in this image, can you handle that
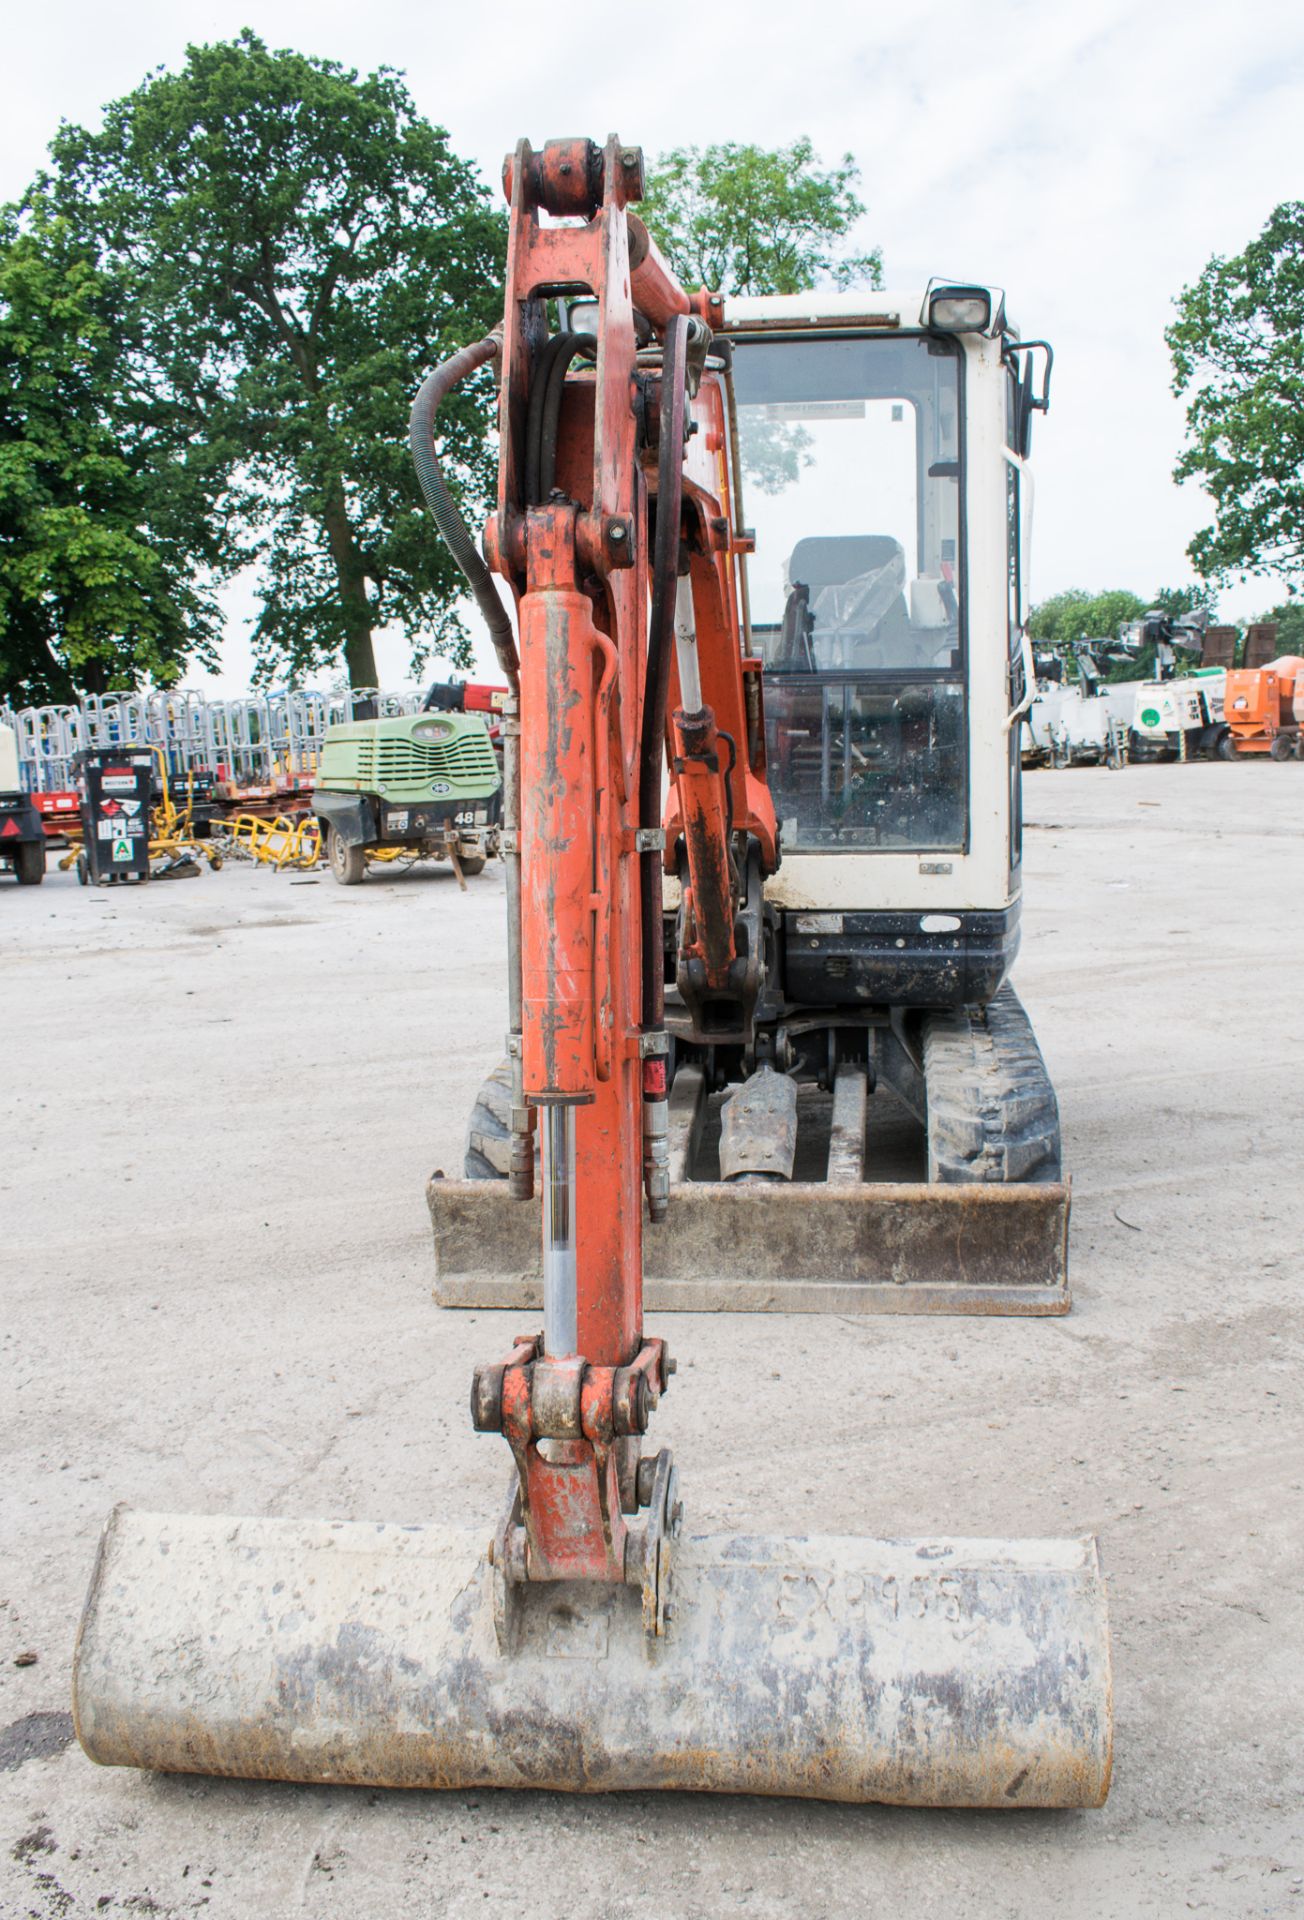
[408,336,519,693]
[639,314,689,1031]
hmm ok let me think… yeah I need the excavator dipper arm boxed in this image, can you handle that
[469,134,779,1611]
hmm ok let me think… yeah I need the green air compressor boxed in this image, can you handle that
[313,708,501,886]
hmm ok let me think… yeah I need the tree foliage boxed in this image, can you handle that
[36,32,505,689]
[1028,584,1219,682]
[641,139,881,298]
[0,205,224,703]
[1167,202,1304,585]
[1026,587,1149,652]
[1152,582,1219,622]
[1254,599,1304,652]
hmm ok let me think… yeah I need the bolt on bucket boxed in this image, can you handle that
[73,1507,1111,1808]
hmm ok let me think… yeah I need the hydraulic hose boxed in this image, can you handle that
[408,337,519,694]
[524,333,569,508]
[410,337,530,1197]
[639,313,689,1032]
[524,332,592,507]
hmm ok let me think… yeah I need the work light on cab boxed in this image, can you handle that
[923,280,1002,334]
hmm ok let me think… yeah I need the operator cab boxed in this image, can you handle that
[730,320,965,853]
[719,287,1050,1007]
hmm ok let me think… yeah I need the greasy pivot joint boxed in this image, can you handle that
[470,1337,670,1440]
[470,1334,540,1432]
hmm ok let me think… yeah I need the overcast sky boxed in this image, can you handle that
[6,0,1302,691]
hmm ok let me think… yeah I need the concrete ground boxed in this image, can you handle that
[2,761,1302,1919]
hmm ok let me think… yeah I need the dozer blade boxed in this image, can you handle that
[73,1507,1111,1808]
[428,1177,1071,1315]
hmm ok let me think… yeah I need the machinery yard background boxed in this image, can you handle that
[3,760,1301,1917]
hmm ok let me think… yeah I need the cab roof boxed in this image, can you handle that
[718,287,1017,340]
[719,289,924,332]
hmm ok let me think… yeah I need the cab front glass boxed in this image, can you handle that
[731,331,966,851]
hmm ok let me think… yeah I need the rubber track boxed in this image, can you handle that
[464,1059,513,1179]
[922,985,1062,1184]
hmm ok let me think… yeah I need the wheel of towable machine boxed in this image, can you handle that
[327,827,367,885]
[14,839,45,885]
[1216,730,1238,762]
[1269,734,1293,762]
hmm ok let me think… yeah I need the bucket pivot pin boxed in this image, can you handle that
[472,1334,678,1637]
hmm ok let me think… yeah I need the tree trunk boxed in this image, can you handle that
[323,485,379,688]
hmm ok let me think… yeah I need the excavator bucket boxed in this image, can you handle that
[74,1506,1111,1807]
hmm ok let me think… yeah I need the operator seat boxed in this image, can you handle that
[775,581,814,671]
[786,535,914,667]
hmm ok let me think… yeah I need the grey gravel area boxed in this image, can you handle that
[1,761,1302,1918]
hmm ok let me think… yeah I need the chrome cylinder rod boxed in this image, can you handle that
[673,574,702,712]
[501,695,533,1200]
[541,1104,578,1356]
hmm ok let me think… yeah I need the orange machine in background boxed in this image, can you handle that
[1224,656,1304,759]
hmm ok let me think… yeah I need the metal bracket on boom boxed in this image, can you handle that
[475,1332,677,1645]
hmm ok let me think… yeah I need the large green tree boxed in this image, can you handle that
[640,141,880,504]
[0,205,225,702]
[641,139,881,297]
[1167,202,1304,585]
[39,32,505,688]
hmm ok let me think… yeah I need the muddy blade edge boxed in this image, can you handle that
[427,1177,1072,1315]
[73,1508,1111,1808]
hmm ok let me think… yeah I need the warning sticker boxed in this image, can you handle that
[112,837,133,862]
[97,820,116,840]
[102,775,137,794]
[761,399,866,422]
[120,798,141,817]
[387,810,410,833]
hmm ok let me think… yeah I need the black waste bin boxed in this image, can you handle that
[76,748,154,884]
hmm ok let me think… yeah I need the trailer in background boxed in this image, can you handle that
[0,718,46,885]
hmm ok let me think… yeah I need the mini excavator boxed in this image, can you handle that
[72,136,1112,1809]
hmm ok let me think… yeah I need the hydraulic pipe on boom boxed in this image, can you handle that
[69,132,1112,1809]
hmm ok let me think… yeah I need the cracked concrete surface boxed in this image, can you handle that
[1,762,1302,1918]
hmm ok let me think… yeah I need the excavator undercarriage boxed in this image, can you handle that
[443,983,1068,1312]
